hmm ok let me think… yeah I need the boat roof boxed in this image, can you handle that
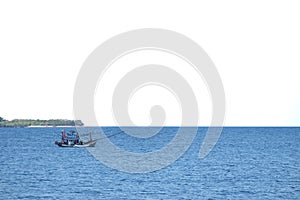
[64,132,79,139]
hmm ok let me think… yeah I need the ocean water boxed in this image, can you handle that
[0,127,299,199]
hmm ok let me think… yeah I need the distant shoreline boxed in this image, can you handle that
[27,125,78,128]
[0,118,84,128]
[0,126,79,128]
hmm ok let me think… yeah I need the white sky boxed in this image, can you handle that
[0,1,299,126]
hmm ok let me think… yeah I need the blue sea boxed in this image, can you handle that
[0,127,299,199]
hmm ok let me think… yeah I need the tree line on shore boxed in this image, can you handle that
[0,116,84,127]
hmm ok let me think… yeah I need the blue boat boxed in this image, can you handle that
[55,130,97,147]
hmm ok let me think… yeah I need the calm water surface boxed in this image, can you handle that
[0,127,299,199]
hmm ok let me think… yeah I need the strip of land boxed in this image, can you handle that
[0,117,83,127]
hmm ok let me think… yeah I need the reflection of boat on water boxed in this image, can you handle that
[55,130,97,148]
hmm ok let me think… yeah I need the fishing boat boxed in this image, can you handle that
[55,130,97,147]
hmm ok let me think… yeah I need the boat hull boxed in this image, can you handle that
[55,140,97,148]
[74,140,97,148]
